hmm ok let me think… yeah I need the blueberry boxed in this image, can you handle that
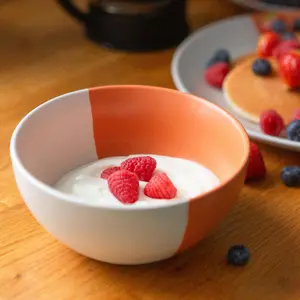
[206,56,221,68]
[214,49,231,63]
[287,120,300,142]
[281,166,300,187]
[282,32,296,40]
[227,245,250,266]
[252,59,272,76]
[293,19,300,32]
[206,49,230,68]
[271,19,287,33]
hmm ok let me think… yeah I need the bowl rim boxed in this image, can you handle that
[10,85,249,211]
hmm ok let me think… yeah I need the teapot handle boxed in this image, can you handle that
[57,0,87,22]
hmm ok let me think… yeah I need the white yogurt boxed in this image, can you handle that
[54,155,220,206]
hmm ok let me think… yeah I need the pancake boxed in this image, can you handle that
[223,54,300,124]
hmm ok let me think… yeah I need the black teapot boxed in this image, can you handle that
[57,0,189,52]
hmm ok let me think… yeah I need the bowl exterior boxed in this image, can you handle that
[11,158,246,265]
[10,85,249,265]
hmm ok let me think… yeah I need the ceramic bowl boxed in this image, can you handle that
[10,85,249,265]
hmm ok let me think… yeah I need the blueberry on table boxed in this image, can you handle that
[271,19,287,33]
[287,120,300,142]
[293,19,300,32]
[252,58,272,76]
[206,49,231,68]
[227,245,250,266]
[281,166,300,187]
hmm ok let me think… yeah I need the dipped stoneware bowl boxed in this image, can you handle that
[10,85,249,265]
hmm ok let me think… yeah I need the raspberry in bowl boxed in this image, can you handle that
[10,85,249,265]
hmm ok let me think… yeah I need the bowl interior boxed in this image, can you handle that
[12,86,248,194]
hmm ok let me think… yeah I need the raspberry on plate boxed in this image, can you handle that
[205,62,230,89]
[108,170,139,204]
[121,156,156,182]
[273,40,300,61]
[260,110,285,136]
[291,108,300,122]
[252,58,272,76]
[101,166,121,179]
[144,173,177,200]
[246,142,266,181]
[257,32,281,58]
[279,50,300,89]
[286,120,300,142]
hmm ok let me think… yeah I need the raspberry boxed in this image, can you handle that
[260,110,285,136]
[246,142,266,181]
[100,166,121,179]
[291,108,300,122]
[107,170,139,204]
[121,156,156,182]
[205,62,230,89]
[257,32,281,58]
[273,40,300,61]
[144,173,177,199]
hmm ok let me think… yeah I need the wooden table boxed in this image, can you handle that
[1,0,300,299]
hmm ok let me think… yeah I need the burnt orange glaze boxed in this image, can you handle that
[89,86,249,252]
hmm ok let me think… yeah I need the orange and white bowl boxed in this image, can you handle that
[10,85,249,265]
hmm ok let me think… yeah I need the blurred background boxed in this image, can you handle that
[0,0,246,90]
[1,0,295,114]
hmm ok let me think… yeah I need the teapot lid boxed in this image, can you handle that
[94,0,172,15]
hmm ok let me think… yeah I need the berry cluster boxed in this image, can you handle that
[256,20,300,89]
[246,141,300,187]
[264,17,300,35]
[205,49,231,88]
[100,156,177,204]
[259,109,300,142]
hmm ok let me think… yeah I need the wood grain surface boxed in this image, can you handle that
[1,1,300,299]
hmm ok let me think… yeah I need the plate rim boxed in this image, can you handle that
[231,0,299,12]
[171,13,300,151]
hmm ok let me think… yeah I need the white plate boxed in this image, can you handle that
[232,0,299,11]
[171,13,300,152]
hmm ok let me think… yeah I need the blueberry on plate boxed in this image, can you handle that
[214,49,231,63]
[271,19,287,33]
[282,32,296,40]
[206,56,221,68]
[252,58,272,76]
[227,245,250,266]
[281,166,300,187]
[293,18,300,32]
[287,119,300,142]
[206,49,231,68]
